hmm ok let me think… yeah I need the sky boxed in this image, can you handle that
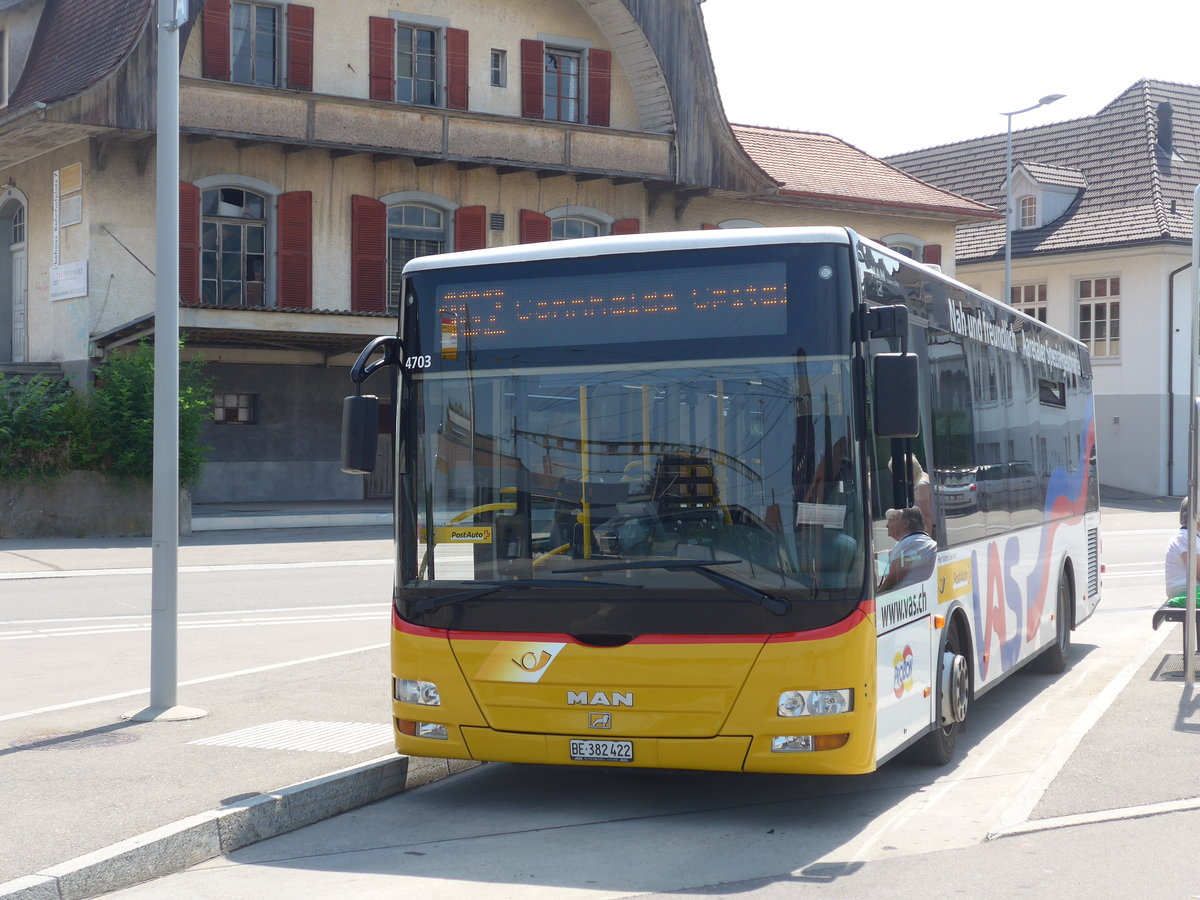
[701,0,1200,158]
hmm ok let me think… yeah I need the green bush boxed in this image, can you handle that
[86,341,215,487]
[0,374,78,480]
[0,341,214,486]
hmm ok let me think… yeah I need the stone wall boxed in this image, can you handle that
[0,472,191,538]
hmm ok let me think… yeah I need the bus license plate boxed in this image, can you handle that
[569,739,633,762]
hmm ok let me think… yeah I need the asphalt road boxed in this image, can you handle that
[77,496,1199,899]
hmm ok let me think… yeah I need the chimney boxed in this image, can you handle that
[1157,101,1175,155]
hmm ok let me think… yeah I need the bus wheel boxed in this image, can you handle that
[916,618,969,766]
[1032,569,1072,674]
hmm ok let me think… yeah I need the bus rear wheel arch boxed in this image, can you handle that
[1031,563,1074,675]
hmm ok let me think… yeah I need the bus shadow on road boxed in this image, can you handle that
[222,646,1101,894]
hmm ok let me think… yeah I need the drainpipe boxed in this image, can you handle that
[1168,260,1193,495]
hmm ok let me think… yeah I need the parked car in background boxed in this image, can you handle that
[934,467,977,514]
[977,460,1040,512]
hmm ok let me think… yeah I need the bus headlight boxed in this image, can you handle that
[777,689,853,717]
[395,678,441,706]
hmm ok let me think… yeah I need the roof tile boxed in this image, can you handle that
[733,125,997,220]
[884,79,1200,261]
[6,0,151,111]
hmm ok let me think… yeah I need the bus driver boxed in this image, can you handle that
[878,507,937,592]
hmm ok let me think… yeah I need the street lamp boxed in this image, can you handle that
[1003,93,1065,305]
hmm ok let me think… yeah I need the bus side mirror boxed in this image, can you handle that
[341,394,380,474]
[874,353,920,438]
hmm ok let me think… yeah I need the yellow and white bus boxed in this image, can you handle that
[342,226,1101,774]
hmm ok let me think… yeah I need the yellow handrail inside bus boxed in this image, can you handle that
[448,502,516,524]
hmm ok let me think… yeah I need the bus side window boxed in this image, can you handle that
[928,330,978,548]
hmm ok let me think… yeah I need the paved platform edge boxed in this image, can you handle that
[0,754,481,900]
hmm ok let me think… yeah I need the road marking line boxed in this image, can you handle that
[0,606,390,640]
[989,796,1200,839]
[0,642,388,722]
[4,602,387,626]
[189,720,393,754]
[0,559,394,582]
[1104,529,1177,536]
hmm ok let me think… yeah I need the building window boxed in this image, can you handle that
[551,216,600,240]
[881,234,926,260]
[490,49,506,87]
[1078,277,1120,358]
[11,204,24,245]
[201,188,267,307]
[231,1,278,87]
[396,24,438,105]
[1011,283,1048,322]
[1018,195,1037,229]
[214,392,258,424]
[370,17,466,110]
[387,203,446,313]
[544,48,582,122]
[0,30,7,107]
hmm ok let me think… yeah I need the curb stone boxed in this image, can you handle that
[0,755,480,900]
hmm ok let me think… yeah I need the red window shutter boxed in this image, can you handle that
[179,181,201,306]
[351,195,387,312]
[286,5,314,92]
[446,28,469,110]
[455,205,487,251]
[277,191,313,309]
[701,223,720,230]
[922,244,943,266]
[587,48,611,127]
[611,218,640,235]
[519,209,551,244]
[368,17,394,102]
[520,39,544,119]
[202,0,231,82]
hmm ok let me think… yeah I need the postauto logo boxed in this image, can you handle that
[893,645,915,698]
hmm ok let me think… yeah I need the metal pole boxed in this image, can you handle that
[130,0,204,721]
[1004,113,1014,305]
[1186,183,1200,685]
[1001,95,1065,306]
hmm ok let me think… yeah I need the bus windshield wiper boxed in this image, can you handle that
[561,559,791,616]
[412,579,639,614]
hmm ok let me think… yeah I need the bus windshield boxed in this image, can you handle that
[398,242,865,636]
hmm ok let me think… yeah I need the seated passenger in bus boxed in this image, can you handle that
[1165,497,1200,606]
[877,507,937,592]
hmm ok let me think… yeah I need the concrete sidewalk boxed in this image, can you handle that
[190,500,393,532]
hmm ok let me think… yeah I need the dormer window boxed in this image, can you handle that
[1019,195,1037,229]
[1008,163,1085,232]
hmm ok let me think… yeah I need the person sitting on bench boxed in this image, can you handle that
[1165,497,1200,607]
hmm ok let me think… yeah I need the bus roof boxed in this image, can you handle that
[402,226,853,273]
